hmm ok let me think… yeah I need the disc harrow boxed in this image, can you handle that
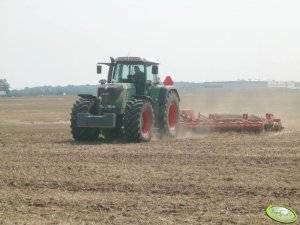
[179,109,283,132]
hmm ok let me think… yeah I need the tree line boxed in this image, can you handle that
[1,79,202,97]
[0,79,10,94]
[9,85,98,96]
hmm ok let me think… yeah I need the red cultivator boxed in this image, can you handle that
[179,110,283,132]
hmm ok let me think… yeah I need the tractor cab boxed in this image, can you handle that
[97,57,160,95]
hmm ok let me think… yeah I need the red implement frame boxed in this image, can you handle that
[180,109,283,132]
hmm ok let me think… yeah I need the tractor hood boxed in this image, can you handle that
[98,84,124,104]
[98,83,136,113]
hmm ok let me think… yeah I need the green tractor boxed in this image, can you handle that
[70,56,180,142]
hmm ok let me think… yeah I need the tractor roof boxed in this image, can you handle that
[115,57,159,65]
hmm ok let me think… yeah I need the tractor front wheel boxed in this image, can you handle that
[70,98,100,141]
[124,99,154,142]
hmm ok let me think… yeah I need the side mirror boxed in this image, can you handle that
[152,65,158,75]
[97,64,102,74]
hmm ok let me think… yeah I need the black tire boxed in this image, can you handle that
[124,99,154,142]
[158,90,180,138]
[70,98,100,141]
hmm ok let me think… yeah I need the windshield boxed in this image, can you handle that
[112,63,144,83]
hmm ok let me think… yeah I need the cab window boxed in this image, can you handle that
[113,63,145,83]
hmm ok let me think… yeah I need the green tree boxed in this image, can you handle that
[0,79,10,94]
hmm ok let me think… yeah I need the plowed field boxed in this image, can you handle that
[0,90,299,225]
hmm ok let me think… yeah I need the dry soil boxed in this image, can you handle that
[0,90,299,225]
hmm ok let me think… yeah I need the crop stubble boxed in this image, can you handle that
[0,90,299,225]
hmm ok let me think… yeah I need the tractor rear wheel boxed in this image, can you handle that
[159,90,180,138]
[124,99,154,142]
[70,98,100,141]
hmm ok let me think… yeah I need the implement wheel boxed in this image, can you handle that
[124,99,154,142]
[70,98,100,141]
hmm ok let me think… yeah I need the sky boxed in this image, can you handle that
[0,0,300,89]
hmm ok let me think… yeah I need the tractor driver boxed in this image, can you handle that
[133,66,145,94]
[133,66,145,83]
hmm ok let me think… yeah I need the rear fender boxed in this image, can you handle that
[78,94,98,101]
[169,88,180,102]
[157,88,180,106]
[132,95,154,105]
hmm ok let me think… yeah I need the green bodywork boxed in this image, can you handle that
[100,82,169,115]
[114,83,136,114]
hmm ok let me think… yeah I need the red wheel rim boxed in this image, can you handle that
[168,103,177,129]
[141,108,151,135]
